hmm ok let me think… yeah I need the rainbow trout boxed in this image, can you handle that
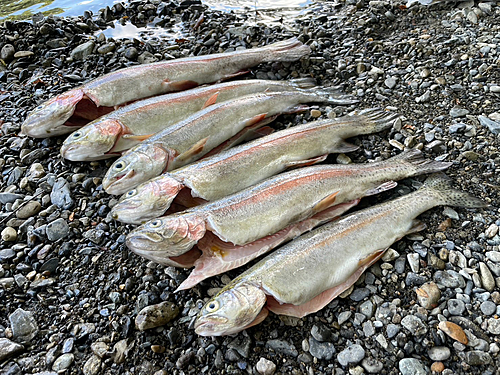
[111,108,398,225]
[102,90,354,195]
[194,174,487,336]
[125,150,450,267]
[21,38,310,138]
[60,78,347,161]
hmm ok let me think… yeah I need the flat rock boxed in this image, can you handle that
[0,338,24,361]
[46,218,70,241]
[428,346,451,361]
[50,178,74,209]
[399,358,427,375]
[265,339,298,357]
[308,337,335,360]
[16,201,41,219]
[135,301,180,331]
[337,344,365,367]
[71,41,95,60]
[52,353,74,371]
[0,192,24,204]
[401,315,427,336]
[9,308,39,344]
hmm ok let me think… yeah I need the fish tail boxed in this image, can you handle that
[385,149,452,177]
[287,77,317,89]
[355,108,401,134]
[259,38,311,62]
[421,173,488,209]
[313,87,359,105]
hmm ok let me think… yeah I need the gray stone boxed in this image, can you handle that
[50,178,74,209]
[135,301,179,331]
[311,324,332,342]
[362,321,375,337]
[338,311,352,324]
[83,355,101,375]
[487,318,500,334]
[124,47,139,60]
[359,300,374,318]
[0,338,24,361]
[450,107,469,118]
[465,350,491,366]
[71,41,95,60]
[401,315,427,336]
[447,299,465,315]
[350,288,370,301]
[255,357,275,375]
[337,344,365,367]
[1,44,15,61]
[0,193,24,204]
[416,281,440,309]
[399,358,427,375]
[428,346,451,361]
[265,339,298,357]
[386,324,400,338]
[478,115,500,135]
[308,337,335,360]
[479,262,495,292]
[361,357,383,373]
[46,218,70,241]
[16,201,41,219]
[52,353,74,371]
[9,308,38,343]
[97,42,116,54]
[384,77,397,89]
[227,336,251,358]
[449,123,466,134]
[138,51,158,64]
[480,301,496,316]
[434,270,465,288]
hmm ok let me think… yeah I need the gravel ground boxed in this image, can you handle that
[1,0,500,374]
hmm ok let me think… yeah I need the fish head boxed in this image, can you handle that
[21,89,84,138]
[125,212,206,257]
[195,282,266,336]
[60,119,123,161]
[111,175,184,224]
[102,143,170,195]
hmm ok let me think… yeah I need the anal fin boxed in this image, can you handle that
[121,133,154,141]
[241,307,269,330]
[202,92,219,108]
[176,137,209,162]
[285,154,328,169]
[333,140,360,154]
[163,79,199,91]
[313,191,339,213]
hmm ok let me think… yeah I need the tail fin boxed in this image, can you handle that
[421,173,488,209]
[355,108,401,134]
[287,77,317,89]
[387,149,452,177]
[259,38,311,62]
[314,87,359,105]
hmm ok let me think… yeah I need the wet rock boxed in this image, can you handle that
[416,281,440,309]
[265,339,298,357]
[16,201,41,219]
[97,42,116,54]
[255,357,276,375]
[135,301,180,331]
[1,227,17,242]
[478,115,500,135]
[0,338,24,361]
[399,358,427,375]
[124,47,139,60]
[83,355,101,375]
[447,299,465,315]
[50,178,74,209]
[465,351,491,366]
[71,41,95,60]
[361,357,383,373]
[46,218,69,241]
[337,344,365,367]
[1,44,15,61]
[438,321,468,344]
[9,308,38,344]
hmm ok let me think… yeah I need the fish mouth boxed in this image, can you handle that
[103,169,136,194]
[126,230,164,250]
[194,316,229,336]
[61,143,114,161]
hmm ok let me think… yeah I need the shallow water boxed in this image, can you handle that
[0,0,312,21]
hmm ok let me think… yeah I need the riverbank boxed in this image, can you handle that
[0,1,499,374]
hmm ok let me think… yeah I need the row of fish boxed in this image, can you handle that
[20,38,487,337]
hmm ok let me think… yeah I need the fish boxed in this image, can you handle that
[60,78,341,161]
[111,108,399,224]
[125,149,451,267]
[21,38,311,138]
[102,90,357,195]
[194,174,487,336]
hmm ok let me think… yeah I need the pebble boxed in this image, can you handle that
[338,311,352,324]
[71,41,95,60]
[83,355,101,375]
[416,281,440,309]
[0,193,24,204]
[135,301,179,331]
[1,44,15,61]
[465,350,491,366]
[428,346,451,361]
[255,357,276,375]
[486,318,500,335]
[0,338,24,361]
[46,218,70,241]
[308,337,335,360]
[1,227,17,242]
[401,315,427,336]
[399,358,427,375]
[447,299,465,315]
[52,353,74,371]
[407,253,420,273]
[9,308,39,344]
[480,301,496,316]
[16,201,41,219]
[479,262,495,291]
[50,178,74,209]
[265,340,298,357]
[438,321,468,344]
[361,357,383,373]
[478,115,500,135]
[430,362,445,373]
[337,344,365,367]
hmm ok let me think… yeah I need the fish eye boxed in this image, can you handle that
[113,161,126,171]
[72,132,82,138]
[126,189,137,197]
[149,219,162,228]
[206,300,219,313]
[36,105,43,110]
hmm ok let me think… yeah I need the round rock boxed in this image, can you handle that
[428,346,451,361]
[337,344,365,367]
[52,353,74,371]
[46,218,70,242]
[447,299,465,315]
[16,201,41,219]
[255,357,276,375]
[399,358,427,375]
[480,301,496,316]
[135,301,180,331]
[9,308,39,344]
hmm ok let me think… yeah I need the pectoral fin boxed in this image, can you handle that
[285,154,328,169]
[218,70,249,81]
[364,181,397,196]
[176,137,209,162]
[334,140,359,153]
[163,79,199,91]
[313,191,339,213]
[121,133,154,141]
[202,92,219,108]
[406,219,427,235]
